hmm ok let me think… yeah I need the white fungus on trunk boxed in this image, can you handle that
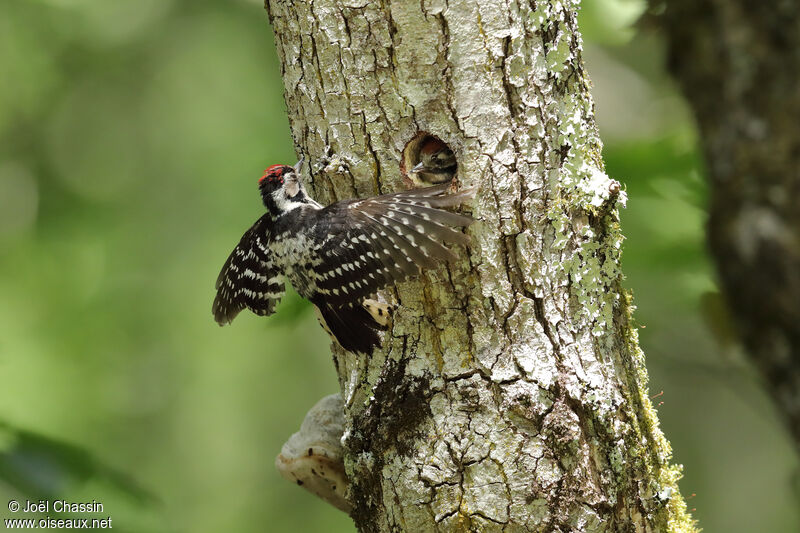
[275,394,350,513]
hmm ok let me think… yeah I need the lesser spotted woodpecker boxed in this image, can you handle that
[213,160,474,354]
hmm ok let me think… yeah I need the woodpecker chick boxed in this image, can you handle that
[213,160,474,354]
[408,137,457,185]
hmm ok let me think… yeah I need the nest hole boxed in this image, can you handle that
[401,132,458,187]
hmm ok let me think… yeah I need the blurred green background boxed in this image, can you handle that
[0,0,797,531]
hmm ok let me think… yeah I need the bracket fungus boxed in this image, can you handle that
[275,394,350,512]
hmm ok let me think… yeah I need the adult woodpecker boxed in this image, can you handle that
[212,160,474,354]
[408,137,458,185]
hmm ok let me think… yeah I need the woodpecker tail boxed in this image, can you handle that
[314,301,387,354]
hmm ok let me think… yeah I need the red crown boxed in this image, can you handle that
[260,164,288,184]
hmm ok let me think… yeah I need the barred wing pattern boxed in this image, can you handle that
[309,184,474,307]
[213,215,285,325]
[213,183,474,354]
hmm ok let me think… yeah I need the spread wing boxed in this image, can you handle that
[213,215,285,324]
[309,184,474,306]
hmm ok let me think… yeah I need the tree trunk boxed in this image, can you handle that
[265,0,696,530]
[652,0,800,451]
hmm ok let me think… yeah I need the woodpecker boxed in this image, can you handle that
[213,159,474,354]
[408,137,457,185]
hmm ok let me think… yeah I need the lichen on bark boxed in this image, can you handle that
[265,0,697,530]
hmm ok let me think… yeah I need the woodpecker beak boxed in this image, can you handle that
[410,161,426,174]
[293,157,304,175]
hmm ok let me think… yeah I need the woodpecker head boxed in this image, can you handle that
[259,159,310,216]
[408,138,457,185]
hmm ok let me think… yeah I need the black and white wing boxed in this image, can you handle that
[309,184,474,307]
[213,215,285,325]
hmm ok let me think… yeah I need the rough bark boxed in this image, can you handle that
[652,0,800,451]
[265,0,696,530]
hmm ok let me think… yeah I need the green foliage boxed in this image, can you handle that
[0,421,151,502]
